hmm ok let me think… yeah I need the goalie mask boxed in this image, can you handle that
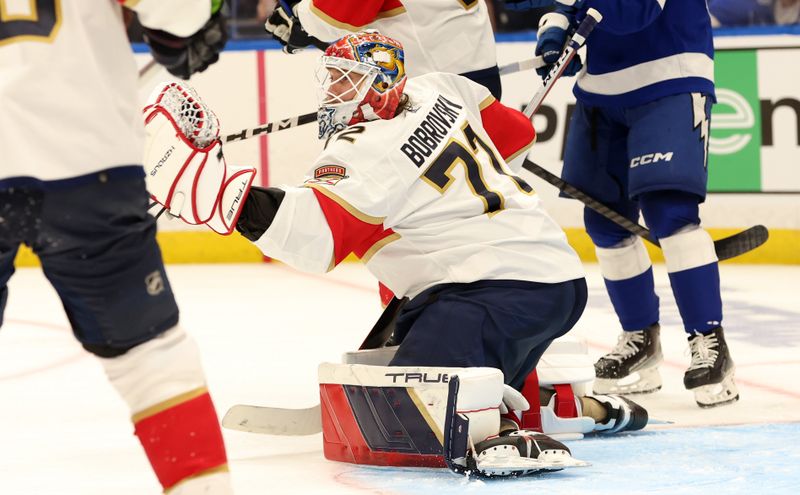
[316,31,407,139]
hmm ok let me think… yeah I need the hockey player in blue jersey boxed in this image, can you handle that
[510,0,739,407]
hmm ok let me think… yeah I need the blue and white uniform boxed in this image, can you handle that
[554,0,723,337]
[573,0,714,108]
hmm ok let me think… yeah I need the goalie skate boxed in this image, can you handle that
[594,324,663,395]
[473,431,590,477]
[684,327,739,408]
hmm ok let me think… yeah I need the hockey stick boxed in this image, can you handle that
[138,58,158,79]
[222,111,318,143]
[499,56,545,76]
[522,158,769,261]
[513,9,768,260]
[221,296,408,435]
[523,8,603,119]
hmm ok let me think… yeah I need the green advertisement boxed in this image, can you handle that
[708,50,762,192]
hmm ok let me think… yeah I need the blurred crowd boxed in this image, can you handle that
[128,0,800,42]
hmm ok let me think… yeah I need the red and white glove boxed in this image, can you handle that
[142,82,256,235]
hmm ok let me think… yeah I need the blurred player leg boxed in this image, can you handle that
[0,189,27,327]
[630,93,738,408]
[34,170,231,493]
[561,102,663,394]
[641,191,738,407]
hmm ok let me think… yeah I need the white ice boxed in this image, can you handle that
[0,262,798,494]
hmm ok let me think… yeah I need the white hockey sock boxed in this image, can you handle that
[99,326,231,493]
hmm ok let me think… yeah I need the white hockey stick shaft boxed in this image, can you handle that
[138,58,161,88]
[523,8,603,119]
[222,404,322,435]
[498,56,545,76]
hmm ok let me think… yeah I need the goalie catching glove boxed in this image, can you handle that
[142,82,256,235]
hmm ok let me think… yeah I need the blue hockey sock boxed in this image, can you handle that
[659,226,723,334]
[668,263,722,334]
[604,267,660,331]
[595,237,659,331]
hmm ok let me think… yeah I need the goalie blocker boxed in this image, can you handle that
[317,362,588,477]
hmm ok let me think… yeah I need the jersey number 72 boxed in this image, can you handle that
[421,122,534,215]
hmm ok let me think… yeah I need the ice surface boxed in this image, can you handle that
[0,263,798,494]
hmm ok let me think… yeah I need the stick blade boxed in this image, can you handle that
[714,225,769,261]
[222,404,322,436]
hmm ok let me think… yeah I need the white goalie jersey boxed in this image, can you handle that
[0,1,210,183]
[254,73,585,299]
[295,0,497,77]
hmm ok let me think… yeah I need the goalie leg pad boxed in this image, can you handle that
[318,362,503,468]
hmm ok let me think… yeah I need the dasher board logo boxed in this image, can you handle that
[306,165,348,186]
[709,50,762,191]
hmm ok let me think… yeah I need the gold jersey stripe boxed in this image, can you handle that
[361,232,401,264]
[304,183,386,225]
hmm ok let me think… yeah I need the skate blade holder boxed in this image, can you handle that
[594,367,662,394]
[693,374,739,408]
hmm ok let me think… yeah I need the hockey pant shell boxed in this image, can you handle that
[0,167,179,353]
[389,278,588,391]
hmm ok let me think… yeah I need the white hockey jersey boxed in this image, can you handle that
[254,73,584,299]
[0,1,211,183]
[295,0,497,78]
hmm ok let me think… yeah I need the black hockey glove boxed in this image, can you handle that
[264,1,328,54]
[143,12,228,80]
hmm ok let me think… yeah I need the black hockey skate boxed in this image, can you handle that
[594,324,663,395]
[684,326,739,408]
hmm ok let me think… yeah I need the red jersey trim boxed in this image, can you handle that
[305,183,385,225]
[479,99,537,161]
[310,0,406,31]
[308,186,395,268]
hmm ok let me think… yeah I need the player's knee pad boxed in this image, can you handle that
[538,337,595,396]
[530,337,597,438]
[99,326,228,491]
[595,235,652,281]
[318,362,504,468]
[584,205,640,248]
[639,190,701,240]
